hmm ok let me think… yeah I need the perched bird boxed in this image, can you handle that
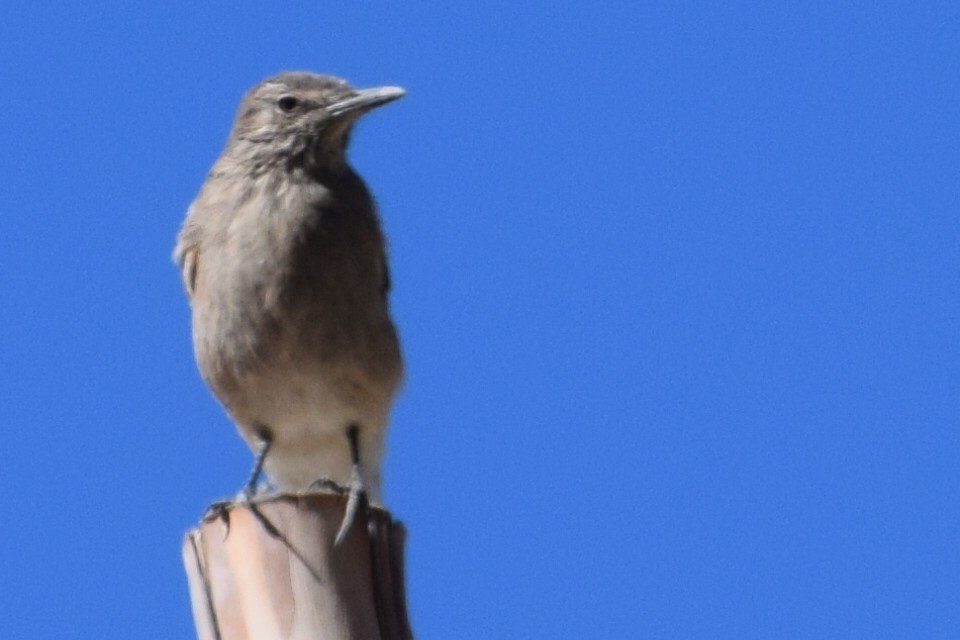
[174,72,404,528]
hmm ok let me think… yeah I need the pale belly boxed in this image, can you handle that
[223,364,395,502]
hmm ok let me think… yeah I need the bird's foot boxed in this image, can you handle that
[309,476,348,495]
[202,499,233,522]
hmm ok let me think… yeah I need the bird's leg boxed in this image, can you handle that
[243,425,273,500]
[334,424,367,546]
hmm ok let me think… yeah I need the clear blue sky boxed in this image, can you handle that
[2,2,957,638]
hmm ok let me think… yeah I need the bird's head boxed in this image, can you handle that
[226,72,405,168]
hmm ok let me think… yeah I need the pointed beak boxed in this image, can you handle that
[326,86,406,119]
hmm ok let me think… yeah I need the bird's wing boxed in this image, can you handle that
[173,205,202,300]
[380,253,391,299]
[177,246,200,299]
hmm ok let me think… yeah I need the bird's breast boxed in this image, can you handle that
[190,172,401,401]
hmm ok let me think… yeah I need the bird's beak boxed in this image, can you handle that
[326,86,406,119]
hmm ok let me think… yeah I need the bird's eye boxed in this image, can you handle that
[277,96,300,112]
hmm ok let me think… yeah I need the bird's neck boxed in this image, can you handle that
[222,137,354,181]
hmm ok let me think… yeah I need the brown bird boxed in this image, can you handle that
[174,72,404,536]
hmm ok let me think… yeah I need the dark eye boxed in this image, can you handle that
[277,96,299,112]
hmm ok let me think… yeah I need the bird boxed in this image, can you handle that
[173,72,404,539]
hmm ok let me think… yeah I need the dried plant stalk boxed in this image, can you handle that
[183,493,413,640]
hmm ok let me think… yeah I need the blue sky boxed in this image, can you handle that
[2,2,958,638]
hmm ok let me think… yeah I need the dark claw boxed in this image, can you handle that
[203,499,233,522]
[202,500,234,539]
